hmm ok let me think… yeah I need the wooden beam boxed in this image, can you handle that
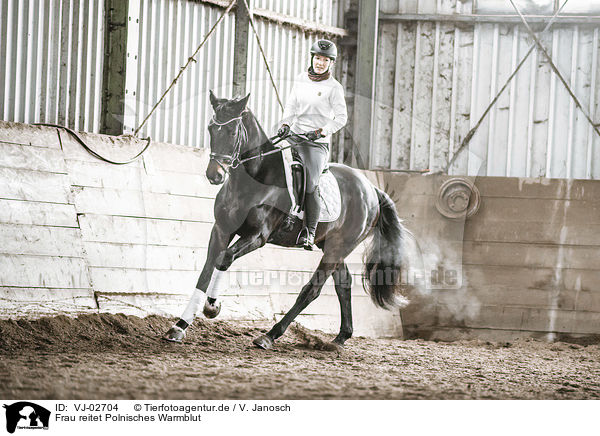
[101,0,129,135]
[251,7,348,37]
[379,13,600,25]
[198,0,348,37]
[233,0,250,97]
[352,0,379,169]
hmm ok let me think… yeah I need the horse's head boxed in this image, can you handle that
[206,90,250,185]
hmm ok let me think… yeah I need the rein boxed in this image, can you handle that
[234,135,295,166]
[208,112,315,171]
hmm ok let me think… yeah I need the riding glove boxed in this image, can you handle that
[278,124,291,137]
[305,129,323,141]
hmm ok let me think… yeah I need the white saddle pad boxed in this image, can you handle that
[317,170,341,223]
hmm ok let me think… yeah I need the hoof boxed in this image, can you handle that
[253,334,274,350]
[324,341,344,353]
[203,300,221,319]
[162,326,185,343]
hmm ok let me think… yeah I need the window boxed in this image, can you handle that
[474,0,600,15]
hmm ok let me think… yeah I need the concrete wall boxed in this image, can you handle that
[0,121,401,338]
[373,171,600,342]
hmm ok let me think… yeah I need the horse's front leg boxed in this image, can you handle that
[163,224,232,342]
[204,231,269,309]
[215,233,268,271]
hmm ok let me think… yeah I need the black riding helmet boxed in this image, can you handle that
[310,39,337,61]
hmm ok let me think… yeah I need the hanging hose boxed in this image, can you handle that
[35,123,152,165]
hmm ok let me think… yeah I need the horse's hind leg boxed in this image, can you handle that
[253,259,338,349]
[332,262,353,346]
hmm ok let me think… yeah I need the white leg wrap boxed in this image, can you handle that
[181,288,206,325]
[206,269,227,299]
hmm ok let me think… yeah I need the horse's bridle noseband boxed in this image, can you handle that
[208,111,248,172]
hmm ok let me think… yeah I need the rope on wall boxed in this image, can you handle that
[443,0,572,174]
[38,0,285,165]
[241,0,284,112]
[508,0,600,139]
[132,0,237,137]
[39,0,235,165]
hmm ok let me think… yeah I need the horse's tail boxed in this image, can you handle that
[363,188,412,310]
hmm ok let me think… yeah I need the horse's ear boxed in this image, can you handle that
[241,93,250,108]
[209,90,219,108]
[232,93,250,113]
[240,93,250,109]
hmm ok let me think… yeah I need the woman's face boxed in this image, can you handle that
[312,54,332,74]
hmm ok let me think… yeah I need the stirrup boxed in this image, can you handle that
[303,233,315,251]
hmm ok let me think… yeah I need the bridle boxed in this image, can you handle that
[208,110,315,174]
[208,111,248,172]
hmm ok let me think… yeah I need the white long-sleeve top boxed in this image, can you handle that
[280,72,348,145]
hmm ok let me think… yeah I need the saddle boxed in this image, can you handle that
[282,150,341,224]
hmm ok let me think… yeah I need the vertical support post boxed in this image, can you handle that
[352,0,379,169]
[101,0,129,135]
[233,0,250,97]
[123,0,140,134]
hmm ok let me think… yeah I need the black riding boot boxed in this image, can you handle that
[298,189,321,250]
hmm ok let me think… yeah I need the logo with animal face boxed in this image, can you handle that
[3,402,50,433]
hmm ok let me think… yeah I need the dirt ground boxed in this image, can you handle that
[1,314,599,400]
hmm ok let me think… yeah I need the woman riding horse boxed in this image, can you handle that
[162,40,417,350]
[278,39,347,250]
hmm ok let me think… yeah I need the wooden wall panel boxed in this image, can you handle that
[0,168,72,203]
[0,288,97,318]
[0,199,78,227]
[0,143,67,173]
[0,122,95,317]
[377,172,600,341]
[0,224,84,257]
[0,122,401,338]
[72,187,215,222]
[0,254,90,288]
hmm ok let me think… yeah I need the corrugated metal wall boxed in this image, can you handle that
[127,0,236,148]
[0,0,105,132]
[373,0,600,179]
[129,0,340,147]
[1,0,340,148]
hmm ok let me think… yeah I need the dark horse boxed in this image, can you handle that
[163,92,414,349]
